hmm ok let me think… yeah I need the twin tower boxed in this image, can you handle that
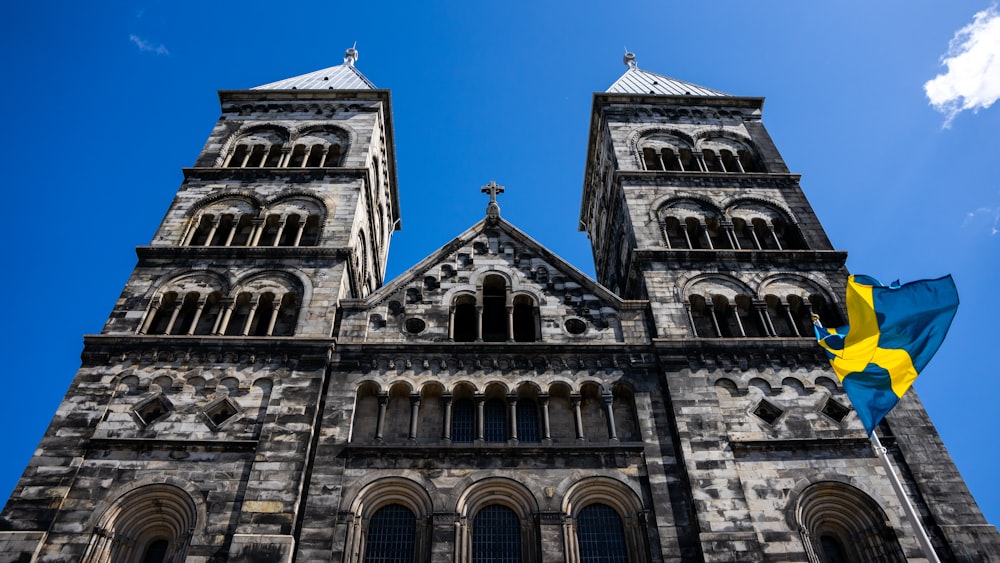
[2,49,997,562]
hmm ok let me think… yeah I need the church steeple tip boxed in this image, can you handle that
[344,45,358,66]
[623,51,637,69]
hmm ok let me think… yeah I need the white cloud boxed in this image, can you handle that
[961,206,1000,235]
[924,5,1000,127]
[129,34,169,55]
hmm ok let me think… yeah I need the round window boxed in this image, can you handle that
[564,318,587,335]
[404,318,426,334]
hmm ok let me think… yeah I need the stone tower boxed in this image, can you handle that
[2,51,998,563]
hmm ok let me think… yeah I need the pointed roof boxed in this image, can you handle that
[606,52,729,97]
[252,47,377,90]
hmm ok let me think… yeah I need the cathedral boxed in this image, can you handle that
[2,48,998,562]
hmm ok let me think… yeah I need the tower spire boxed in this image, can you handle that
[344,44,358,66]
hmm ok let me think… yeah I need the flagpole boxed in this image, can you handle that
[870,432,941,563]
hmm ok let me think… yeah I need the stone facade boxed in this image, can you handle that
[2,51,998,562]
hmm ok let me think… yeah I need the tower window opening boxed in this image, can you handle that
[512,295,537,342]
[688,295,717,338]
[278,214,302,246]
[257,215,281,246]
[288,144,307,167]
[325,144,342,166]
[225,293,253,336]
[227,145,248,168]
[452,295,477,342]
[248,293,275,336]
[171,292,202,335]
[147,292,179,335]
[661,148,681,171]
[678,148,700,171]
[248,144,267,167]
[736,295,767,337]
[684,217,704,249]
[264,143,283,167]
[482,276,507,342]
[484,398,507,443]
[642,147,662,170]
[738,149,760,172]
[451,398,475,443]
[299,214,321,246]
[305,144,325,167]
[189,214,215,246]
[720,149,741,172]
[515,398,539,443]
[703,149,723,172]
[712,295,741,338]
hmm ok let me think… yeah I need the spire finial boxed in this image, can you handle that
[623,50,637,70]
[344,44,359,66]
[481,180,505,222]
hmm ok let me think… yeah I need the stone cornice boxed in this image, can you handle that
[81,335,335,369]
[728,436,891,458]
[135,245,350,261]
[631,248,848,268]
[88,437,258,453]
[181,166,370,182]
[335,344,655,374]
[616,169,803,188]
[652,337,829,372]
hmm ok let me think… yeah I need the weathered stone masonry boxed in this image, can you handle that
[2,49,998,562]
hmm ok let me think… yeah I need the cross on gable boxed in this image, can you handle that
[481,180,505,203]
[482,180,505,222]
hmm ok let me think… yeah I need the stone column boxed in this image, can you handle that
[186,296,208,335]
[475,306,483,342]
[138,297,162,335]
[442,395,453,442]
[214,298,235,335]
[408,394,421,442]
[475,396,485,443]
[602,394,619,443]
[508,396,518,444]
[540,395,552,445]
[374,394,388,443]
[571,396,585,442]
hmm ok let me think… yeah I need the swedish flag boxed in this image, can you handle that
[815,275,959,434]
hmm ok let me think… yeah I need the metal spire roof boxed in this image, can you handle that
[252,47,377,90]
[606,52,730,97]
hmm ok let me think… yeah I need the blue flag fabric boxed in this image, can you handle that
[814,275,959,434]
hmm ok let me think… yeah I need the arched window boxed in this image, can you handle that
[688,295,717,338]
[702,149,723,172]
[82,484,198,563]
[794,481,905,563]
[472,504,521,563]
[482,276,507,342]
[452,398,475,443]
[562,477,647,563]
[641,147,662,171]
[484,398,507,443]
[515,399,539,443]
[364,504,416,563]
[576,504,627,563]
[453,295,477,342]
[346,477,433,563]
[512,295,537,342]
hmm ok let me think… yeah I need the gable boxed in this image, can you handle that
[338,218,648,345]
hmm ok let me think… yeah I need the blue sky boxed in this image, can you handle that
[2,0,998,528]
